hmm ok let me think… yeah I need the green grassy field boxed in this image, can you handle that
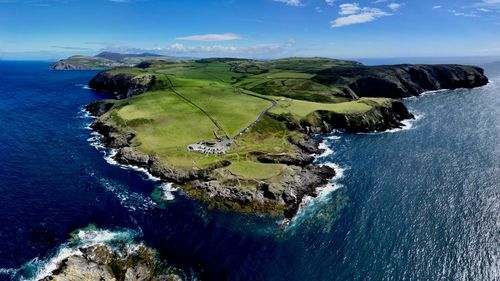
[270,97,386,118]
[97,58,393,183]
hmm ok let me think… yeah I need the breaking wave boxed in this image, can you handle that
[288,134,347,227]
[79,107,179,206]
[4,226,140,281]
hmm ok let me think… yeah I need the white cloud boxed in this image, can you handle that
[99,42,293,58]
[474,0,500,9]
[176,33,241,42]
[387,2,401,11]
[331,3,392,27]
[273,0,303,6]
[339,3,361,15]
[450,9,479,17]
[432,5,442,9]
[325,0,336,6]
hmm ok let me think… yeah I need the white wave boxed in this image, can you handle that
[84,122,163,183]
[75,83,91,90]
[0,268,19,277]
[385,112,424,133]
[18,227,139,281]
[326,135,341,141]
[101,148,162,182]
[82,115,178,205]
[159,183,179,201]
[420,89,449,96]
[319,161,346,182]
[73,227,138,245]
[317,142,334,158]
[286,137,347,226]
[98,177,157,211]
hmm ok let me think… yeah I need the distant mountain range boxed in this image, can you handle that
[50,52,191,70]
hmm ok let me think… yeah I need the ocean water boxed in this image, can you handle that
[0,61,498,281]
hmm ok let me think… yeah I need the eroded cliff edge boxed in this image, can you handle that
[84,61,488,219]
[315,64,488,99]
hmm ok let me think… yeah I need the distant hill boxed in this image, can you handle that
[50,52,187,70]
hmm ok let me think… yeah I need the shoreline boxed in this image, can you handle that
[83,99,411,219]
[81,60,488,219]
[82,107,180,204]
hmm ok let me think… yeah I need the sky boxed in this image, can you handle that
[1,0,500,60]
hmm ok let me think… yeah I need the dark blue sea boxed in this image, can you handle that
[0,61,498,281]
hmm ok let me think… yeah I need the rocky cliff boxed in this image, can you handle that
[89,72,154,98]
[315,64,489,99]
[273,99,414,134]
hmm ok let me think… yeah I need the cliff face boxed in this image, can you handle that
[315,64,489,99]
[271,99,413,134]
[306,99,413,133]
[89,72,154,98]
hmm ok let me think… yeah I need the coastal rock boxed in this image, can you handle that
[280,165,336,218]
[287,136,323,154]
[84,100,115,117]
[251,151,315,166]
[297,99,414,133]
[40,244,160,281]
[90,119,135,148]
[115,147,150,167]
[185,163,335,218]
[89,72,154,98]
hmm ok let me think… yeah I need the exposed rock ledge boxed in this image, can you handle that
[89,72,155,98]
[40,243,182,281]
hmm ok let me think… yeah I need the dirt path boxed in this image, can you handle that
[232,87,277,139]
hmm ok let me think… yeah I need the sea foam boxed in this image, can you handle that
[80,107,177,205]
[290,135,347,224]
[11,227,139,281]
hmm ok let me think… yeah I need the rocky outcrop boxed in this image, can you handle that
[89,72,154,98]
[272,99,413,134]
[308,99,413,133]
[315,64,489,98]
[186,164,335,219]
[250,151,315,166]
[84,100,115,117]
[40,243,182,281]
[51,60,104,71]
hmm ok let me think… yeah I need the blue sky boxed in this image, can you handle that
[1,0,500,59]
